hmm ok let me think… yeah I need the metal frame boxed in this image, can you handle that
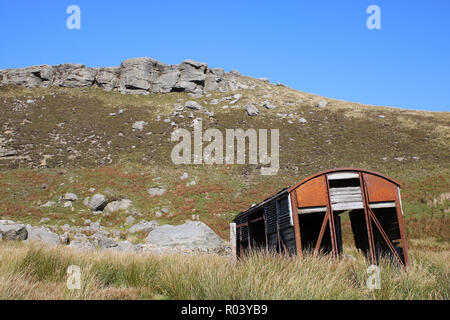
[232,168,409,268]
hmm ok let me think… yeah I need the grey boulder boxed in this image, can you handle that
[185,101,203,111]
[145,221,226,253]
[244,104,259,116]
[317,100,328,108]
[0,221,28,241]
[104,199,132,213]
[26,225,61,246]
[88,193,109,211]
[129,220,159,234]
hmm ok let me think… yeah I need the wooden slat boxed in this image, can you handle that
[298,206,327,214]
[369,201,396,209]
[331,201,364,211]
[329,187,362,195]
[327,172,359,180]
[330,195,363,203]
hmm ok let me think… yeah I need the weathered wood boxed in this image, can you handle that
[369,201,396,209]
[331,201,364,211]
[329,187,362,195]
[298,206,327,214]
[330,195,363,203]
[230,223,237,264]
[327,172,359,180]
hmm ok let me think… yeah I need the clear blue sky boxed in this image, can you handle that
[0,0,449,111]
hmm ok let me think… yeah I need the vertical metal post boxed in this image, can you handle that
[395,187,409,267]
[230,223,237,264]
[325,176,338,259]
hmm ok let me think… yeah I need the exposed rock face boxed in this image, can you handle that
[145,221,227,253]
[0,57,244,95]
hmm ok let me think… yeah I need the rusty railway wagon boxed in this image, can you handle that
[231,168,409,267]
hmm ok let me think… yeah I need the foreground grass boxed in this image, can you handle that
[0,242,448,300]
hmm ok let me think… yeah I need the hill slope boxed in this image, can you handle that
[0,59,448,245]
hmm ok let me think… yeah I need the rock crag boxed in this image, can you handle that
[0,57,246,95]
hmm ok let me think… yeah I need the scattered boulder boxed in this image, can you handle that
[39,217,50,224]
[0,221,28,241]
[244,104,259,116]
[186,180,197,187]
[109,241,141,252]
[61,232,70,245]
[64,193,78,201]
[88,194,109,211]
[125,216,136,225]
[132,121,148,131]
[147,187,166,197]
[41,201,56,208]
[317,100,328,108]
[185,101,203,111]
[262,101,277,109]
[129,220,159,234]
[145,221,227,253]
[25,225,60,246]
[180,172,189,180]
[91,232,118,249]
[104,199,132,213]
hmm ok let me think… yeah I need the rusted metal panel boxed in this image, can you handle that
[296,175,328,208]
[364,173,397,202]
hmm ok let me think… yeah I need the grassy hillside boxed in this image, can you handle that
[0,81,448,243]
[0,78,448,300]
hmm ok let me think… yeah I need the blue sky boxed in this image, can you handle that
[0,0,449,111]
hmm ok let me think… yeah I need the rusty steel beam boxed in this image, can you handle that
[395,188,409,267]
[367,206,405,268]
[360,173,377,265]
[325,176,338,259]
[314,209,330,257]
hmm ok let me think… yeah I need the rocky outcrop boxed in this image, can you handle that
[0,57,245,95]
